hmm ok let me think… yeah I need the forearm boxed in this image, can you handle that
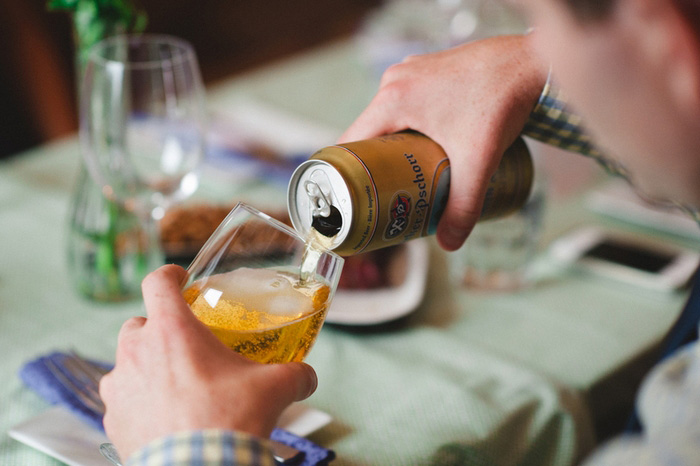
[125,429,276,466]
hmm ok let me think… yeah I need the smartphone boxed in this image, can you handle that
[549,227,699,291]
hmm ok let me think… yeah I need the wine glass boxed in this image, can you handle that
[80,34,207,265]
[182,203,344,364]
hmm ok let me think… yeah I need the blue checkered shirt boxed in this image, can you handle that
[125,430,275,466]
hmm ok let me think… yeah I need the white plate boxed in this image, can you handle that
[9,404,331,466]
[326,240,430,325]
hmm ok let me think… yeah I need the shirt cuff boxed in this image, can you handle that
[125,429,277,466]
[522,77,629,179]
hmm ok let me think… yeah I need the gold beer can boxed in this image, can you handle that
[287,132,533,256]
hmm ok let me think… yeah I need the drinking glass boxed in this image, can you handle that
[182,203,344,364]
[80,34,206,266]
[451,169,547,291]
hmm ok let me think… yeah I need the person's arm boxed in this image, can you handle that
[340,33,629,251]
[99,265,317,464]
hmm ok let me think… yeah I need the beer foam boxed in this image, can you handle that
[207,267,316,317]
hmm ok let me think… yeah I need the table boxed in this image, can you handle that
[1,39,695,465]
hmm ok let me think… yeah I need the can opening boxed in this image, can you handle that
[312,205,342,238]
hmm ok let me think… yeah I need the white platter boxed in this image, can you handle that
[326,240,430,325]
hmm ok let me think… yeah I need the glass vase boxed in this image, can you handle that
[66,21,161,301]
[67,164,162,301]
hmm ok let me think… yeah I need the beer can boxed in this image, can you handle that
[287,132,533,256]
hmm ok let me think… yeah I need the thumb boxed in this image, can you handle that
[337,95,408,144]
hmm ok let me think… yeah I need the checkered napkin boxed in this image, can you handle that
[20,351,335,466]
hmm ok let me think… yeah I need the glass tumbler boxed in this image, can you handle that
[182,203,344,364]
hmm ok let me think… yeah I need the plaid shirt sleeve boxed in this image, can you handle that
[522,78,629,180]
[525,78,700,222]
[125,429,276,466]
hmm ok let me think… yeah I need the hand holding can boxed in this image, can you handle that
[288,132,533,256]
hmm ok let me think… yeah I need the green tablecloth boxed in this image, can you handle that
[1,40,692,465]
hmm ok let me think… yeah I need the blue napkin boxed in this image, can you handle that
[19,351,108,432]
[20,351,335,466]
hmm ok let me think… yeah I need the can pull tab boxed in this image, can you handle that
[304,180,342,237]
[305,180,332,217]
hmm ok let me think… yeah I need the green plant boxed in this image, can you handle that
[47,0,147,63]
